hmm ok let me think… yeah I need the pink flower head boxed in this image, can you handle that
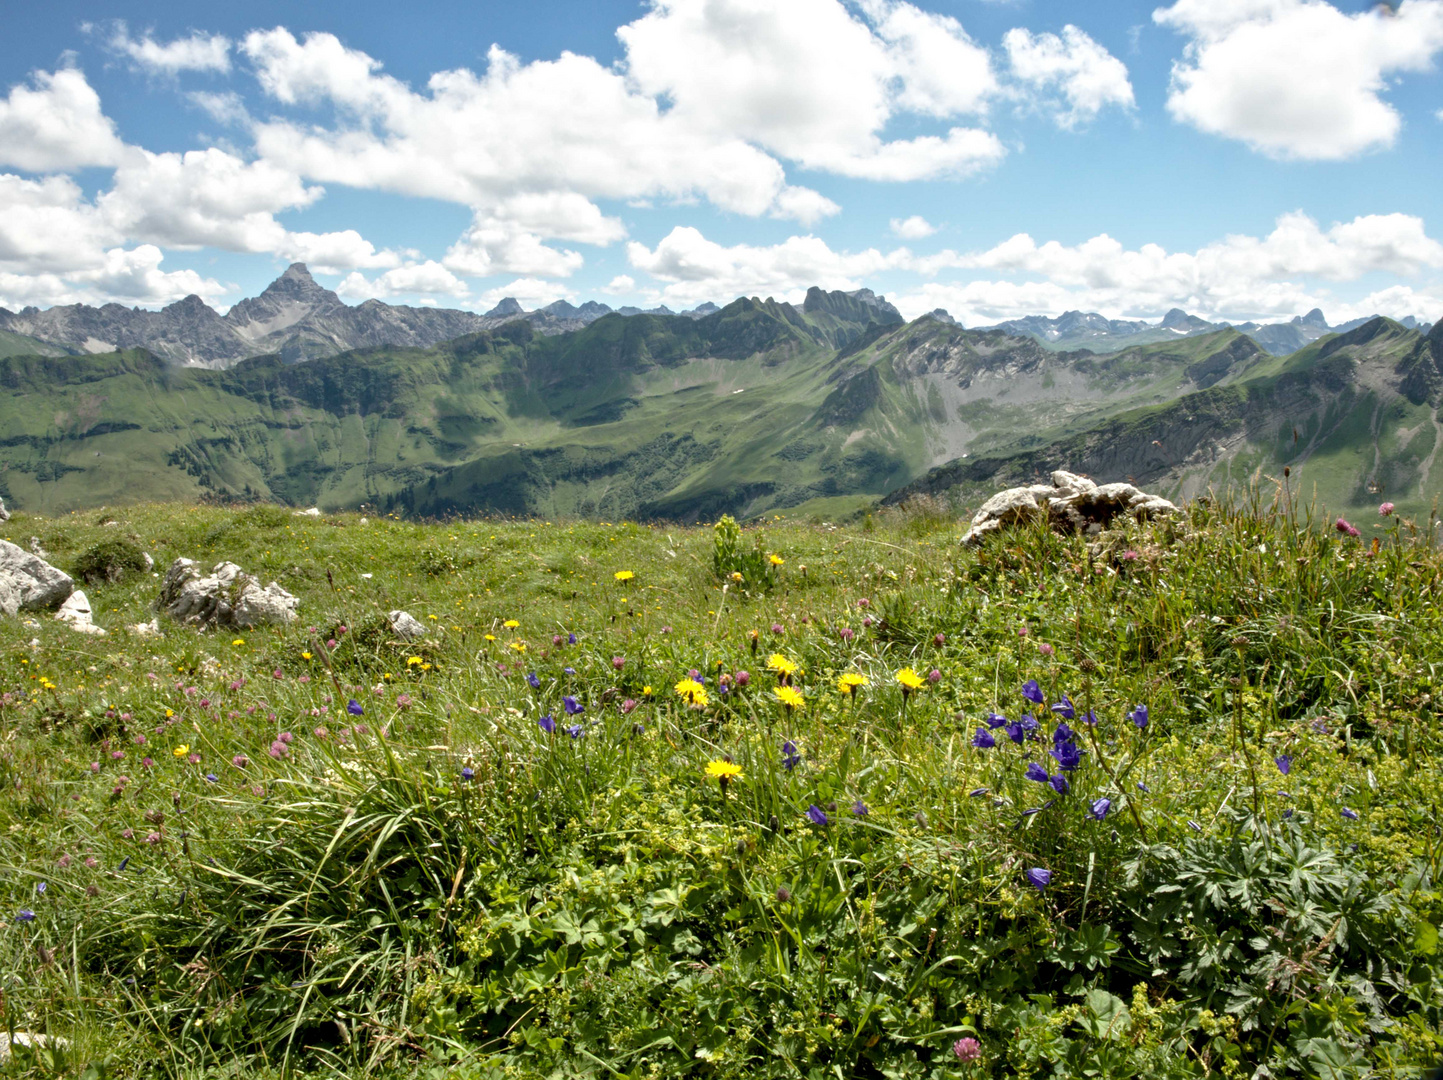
[1380,502,1395,516]
[187,753,201,765]
[927,668,942,684]
[313,727,328,739]
[553,634,564,646]
[232,754,249,769]
[1122,549,1139,561]
[734,671,751,687]
[121,828,134,840]
[933,633,945,646]
[857,598,870,608]
[1039,642,1055,657]
[85,857,98,870]
[145,831,161,845]
[278,731,294,744]
[111,751,124,760]
[953,1037,981,1063]
[90,762,101,774]
[1335,517,1361,538]
[57,855,71,868]
[612,656,626,670]
[839,627,855,642]
[140,757,154,769]
[621,698,638,714]
[862,616,874,628]
[771,623,784,635]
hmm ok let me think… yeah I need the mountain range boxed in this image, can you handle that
[2,272,1441,529]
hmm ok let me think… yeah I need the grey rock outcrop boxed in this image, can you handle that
[961,471,1178,546]
[0,539,75,615]
[55,590,105,635]
[157,558,299,628]
[388,610,427,640]
[0,496,9,522]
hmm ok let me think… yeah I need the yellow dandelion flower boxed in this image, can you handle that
[232,639,245,646]
[509,641,528,653]
[766,653,798,676]
[775,686,805,710]
[895,667,926,691]
[837,673,869,695]
[420,662,432,671]
[642,685,654,698]
[172,744,189,758]
[674,678,709,707]
[484,634,496,642]
[503,619,520,629]
[407,656,423,666]
[301,651,313,661]
[615,570,635,582]
[769,554,785,566]
[704,759,743,781]
[730,571,744,583]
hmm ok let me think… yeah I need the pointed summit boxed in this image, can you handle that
[1294,308,1328,329]
[260,263,330,301]
[485,297,525,318]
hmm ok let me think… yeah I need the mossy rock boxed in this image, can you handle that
[72,538,149,586]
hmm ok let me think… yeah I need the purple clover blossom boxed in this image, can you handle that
[971,728,996,749]
[538,714,556,734]
[953,1037,981,1064]
[1335,517,1361,538]
[563,696,584,715]
[1049,774,1069,795]
[806,804,830,826]
[526,672,541,689]
[985,711,1008,729]
[1051,696,1075,720]
[1275,754,1293,775]
[1021,679,1045,705]
[1090,798,1112,821]
[1380,502,1395,516]
[1129,704,1149,729]
[1025,868,1051,891]
[1024,762,1050,783]
[347,699,364,716]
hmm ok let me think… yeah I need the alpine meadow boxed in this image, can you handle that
[5,0,1443,1076]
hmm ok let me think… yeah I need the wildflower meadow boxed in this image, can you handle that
[1,494,1440,1079]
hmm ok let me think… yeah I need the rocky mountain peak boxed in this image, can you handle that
[265,263,328,299]
[1295,308,1328,329]
[485,298,524,318]
[1160,308,1193,329]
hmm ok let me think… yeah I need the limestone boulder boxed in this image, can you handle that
[0,539,75,615]
[388,610,427,640]
[962,470,1178,546]
[157,558,299,628]
[55,590,106,635]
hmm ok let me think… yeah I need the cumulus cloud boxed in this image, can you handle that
[1003,25,1136,127]
[336,261,469,301]
[626,225,911,309]
[1154,0,1443,159]
[602,275,637,295]
[105,22,232,74]
[476,277,573,310]
[891,215,937,239]
[890,210,1443,323]
[0,68,126,172]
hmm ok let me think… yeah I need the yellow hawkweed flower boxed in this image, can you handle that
[730,571,744,583]
[172,745,189,758]
[614,570,635,582]
[484,634,496,642]
[775,686,805,710]
[509,641,527,653]
[503,619,520,629]
[704,759,743,781]
[407,656,423,666]
[895,667,926,691]
[232,639,245,646]
[766,653,798,677]
[674,679,709,707]
[837,673,869,696]
[769,554,785,566]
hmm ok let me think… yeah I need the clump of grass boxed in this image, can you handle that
[0,493,1440,1079]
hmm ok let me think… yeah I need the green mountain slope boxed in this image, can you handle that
[889,317,1442,524]
[3,300,1438,523]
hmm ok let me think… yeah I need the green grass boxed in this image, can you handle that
[1,495,1441,1079]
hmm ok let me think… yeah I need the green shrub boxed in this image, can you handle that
[71,537,149,585]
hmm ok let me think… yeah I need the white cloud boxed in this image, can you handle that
[0,173,116,275]
[620,0,1005,179]
[0,68,126,172]
[890,215,937,239]
[188,90,251,126]
[106,22,232,74]
[278,230,398,275]
[0,240,224,310]
[1003,26,1136,128]
[336,261,468,300]
[602,275,636,295]
[1154,0,1443,160]
[891,210,1443,323]
[626,225,909,308]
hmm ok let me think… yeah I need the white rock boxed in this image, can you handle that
[28,537,47,559]
[1,1033,69,1062]
[55,590,106,635]
[129,618,162,637]
[0,495,9,521]
[157,558,299,628]
[294,507,322,517]
[0,539,75,614]
[388,610,427,640]
[962,474,1178,546]
[143,552,154,571]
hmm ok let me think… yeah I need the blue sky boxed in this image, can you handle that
[2,0,1442,325]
